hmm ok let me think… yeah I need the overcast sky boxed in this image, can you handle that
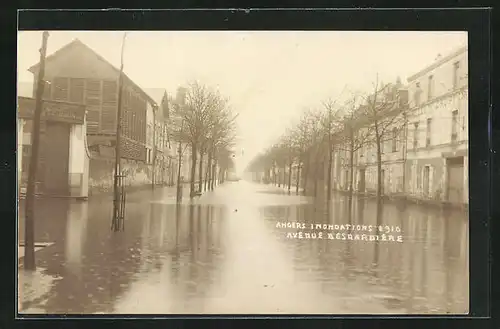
[17,31,467,173]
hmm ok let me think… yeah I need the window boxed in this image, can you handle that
[69,78,85,103]
[53,77,69,101]
[414,82,422,107]
[451,110,459,143]
[392,127,398,152]
[453,61,460,89]
[427,75,434,100]
[413,122,419,150]
[426,118,432,147]
[85,79,102,106]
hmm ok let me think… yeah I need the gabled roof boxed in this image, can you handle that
[28,38,157,106]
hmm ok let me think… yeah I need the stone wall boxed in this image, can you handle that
[88,157,153,195]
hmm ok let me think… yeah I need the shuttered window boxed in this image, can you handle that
[101,105,116,132]
[69,78,85,103]
[53,77,69,101]
[102,80,118,106]
[85,79,101,106]
[86,106,100,134]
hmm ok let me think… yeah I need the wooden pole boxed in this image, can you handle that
[23,31,49,270]
[112,32,127,232]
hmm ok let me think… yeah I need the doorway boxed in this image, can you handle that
[447,157,464,204]
[423,166,430,198]
[42,122,71,195]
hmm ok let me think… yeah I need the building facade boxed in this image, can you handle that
[17,96,90,198]
[331,79,409,198]
[27,39,161,193]
[405,46,468,205]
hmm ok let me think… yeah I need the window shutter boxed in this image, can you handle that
[69,78,85,103]
[85,79,101,106]
[102,80,118,106]
[53,77,69,101]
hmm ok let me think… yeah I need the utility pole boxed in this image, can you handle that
[23,31,49,271]
[111,32,127,232]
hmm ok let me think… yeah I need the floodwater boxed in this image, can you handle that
[18,181,469,315]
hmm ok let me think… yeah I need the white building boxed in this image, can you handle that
[405,45,468,205]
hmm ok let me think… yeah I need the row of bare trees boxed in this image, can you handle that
[170,81,237,198]
[246,76,409,202]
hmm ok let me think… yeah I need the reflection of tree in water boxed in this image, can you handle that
[170,204,182,285]
[35,200,144,314]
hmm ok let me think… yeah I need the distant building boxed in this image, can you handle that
[144,88,175,185]
[331,78,409,198]
[406,46,468,205]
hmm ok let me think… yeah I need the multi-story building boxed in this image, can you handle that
[144,88,175,185]
[354,80,409,196]
[331,79,409,197]
[27,39,160,192]
[405,46,468,206]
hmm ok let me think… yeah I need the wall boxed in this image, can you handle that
[68,122,89,198]
[406,47,468,205]
[406,157,444,201]
[17,119,24,189]
[88,157,153,195]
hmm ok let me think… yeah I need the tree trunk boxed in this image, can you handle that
[282,164,286,188]
[327,144,333,201]
[190,143,197,198]
[211,160,217,190]
[376,133,383,200]
[277,167,281,187]
[206,151,212,192]
[198,150,204,193]
[302,154,310,195]
[349,131,355,202]
[295,164,301,195]
[288,161,292,192]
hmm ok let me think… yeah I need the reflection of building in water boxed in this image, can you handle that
[65,202,89,275]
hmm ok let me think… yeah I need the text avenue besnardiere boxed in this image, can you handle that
[276,221,403,242]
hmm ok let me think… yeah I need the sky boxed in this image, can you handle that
[17,31,467,174]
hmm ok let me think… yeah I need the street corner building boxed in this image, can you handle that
[18,38,177,198]
[327,45,468,208]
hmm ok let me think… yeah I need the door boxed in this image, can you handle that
[423,166,430,198]
[43,122,70,195]
[447,157,464,204]
[358,169,366,193]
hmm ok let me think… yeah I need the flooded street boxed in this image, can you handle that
[18,181,469,315]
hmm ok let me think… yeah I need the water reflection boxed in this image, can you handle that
[18,183,468,314]
[262,194,468,314]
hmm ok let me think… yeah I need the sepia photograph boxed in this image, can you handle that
[17,30,469,315]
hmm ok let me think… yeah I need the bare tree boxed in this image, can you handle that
[319,94,345,201]
[337,94,373,202]
[171,81,230,197]
[360,75,408,200]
